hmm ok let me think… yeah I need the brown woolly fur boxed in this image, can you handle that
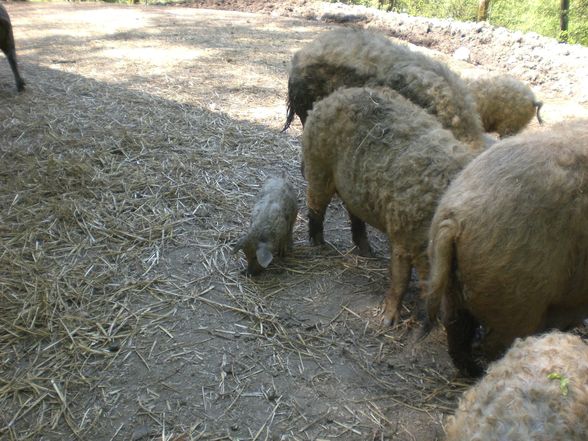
[303,86,480,326]
[466,74,542,137]
[234,176,298,275]
[285,28,485,149]
[445,332,588,441]
[427,119,588,376]
[0,4,25,92]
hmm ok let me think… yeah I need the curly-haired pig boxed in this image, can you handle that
[284,28,485,150]
[234,176,298,275]
[426,119,588,376]
[445,332,588,440]
[466,73,542,138]
[303,86,481,326]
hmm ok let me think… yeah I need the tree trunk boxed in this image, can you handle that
[378,0,396,12]
[478,0,491,21]
[560,0,570,41]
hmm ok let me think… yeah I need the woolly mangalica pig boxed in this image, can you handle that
[466,74,542,137]
[303,86,481,325]
[445,332,588,441]
[0,4,25,92]
[427,119,588,377]
[284,28,485,150]
[234,176,298,275]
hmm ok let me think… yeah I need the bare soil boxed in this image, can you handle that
[0,2,586,441]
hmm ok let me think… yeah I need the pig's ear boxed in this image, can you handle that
[233,236,246,254]
[256,243,273,268]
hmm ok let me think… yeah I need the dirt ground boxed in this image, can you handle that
[0,2,587,441]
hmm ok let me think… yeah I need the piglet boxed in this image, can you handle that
[234,176,298,275]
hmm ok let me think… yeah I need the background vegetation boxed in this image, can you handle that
[345,0,588,45]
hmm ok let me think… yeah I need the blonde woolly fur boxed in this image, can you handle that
[0,4,25,92]
[233,176,298,275]
[427,119,588,376]
[303,86,481,326]
[466,74,542,138]
[284,28,486,150]
[445,332,588,441]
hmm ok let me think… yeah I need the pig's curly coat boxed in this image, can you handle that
[445,332,588,441]
[466,74,542,137]
[427,119,588,376]
[234,176,298,275]
[285,28,485,149]
[303,86,480,325]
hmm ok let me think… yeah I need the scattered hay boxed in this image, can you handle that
[0,3,468,439]
[0,35,299,440]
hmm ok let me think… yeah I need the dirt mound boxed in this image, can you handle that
[183,0,588,103]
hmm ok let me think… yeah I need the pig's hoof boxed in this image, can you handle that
[309,235,325,246]
[381,306,400,327]
[356,245,374,258]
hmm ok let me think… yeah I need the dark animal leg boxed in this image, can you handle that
[306,176,334,247]
[308,207,326,246]
[446,309,484,378]
[0,19,25,92]
[7,49,25,92]
[6,52,24,91]
[348,212,373,257]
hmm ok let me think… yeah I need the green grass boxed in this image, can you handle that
[340,0,588,45]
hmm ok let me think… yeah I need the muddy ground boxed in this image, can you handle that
[0,2,587,441]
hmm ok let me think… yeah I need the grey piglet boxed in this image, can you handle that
[234,176,298,275]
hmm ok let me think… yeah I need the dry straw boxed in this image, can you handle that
[0,3,471,439]
[0,14,309,435]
